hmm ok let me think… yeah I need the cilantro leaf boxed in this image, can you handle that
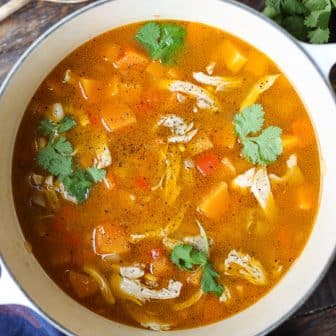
[58,116,77,133]
[234,104,283,166]
[282,16,309,40]
[308,27,330,43]
[135,22,161,55]
[136,22,186,65]
[281,0,308,15]
[234,104,264,137]
[37,143,73,178]
[263,0,334,43]
[62,169,93,204]
[171,244,207,271]
[86,167,106,183]
[201,263,224,297]
[53,137,73,156]
[170,244,224,297]
[38,119,57,137]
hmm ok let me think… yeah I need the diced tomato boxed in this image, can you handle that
[134,176,150,190]
[68,270,99,299]
[94,221,130,255]
[195,152,220,176]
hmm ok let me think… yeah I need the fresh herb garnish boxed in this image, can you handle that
[38,116,77,137]
[136,22,186,65]
[62,168,106,204]
[36,116,106,203]
[171,244,224,296]
[263,0,335,43]
[234,104,283,166]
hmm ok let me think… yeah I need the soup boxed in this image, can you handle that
[12,21,320,330]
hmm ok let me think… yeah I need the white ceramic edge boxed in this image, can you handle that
[0,1,335,336]
[299,43,336,81]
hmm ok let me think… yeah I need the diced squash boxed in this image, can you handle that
[106,75,120,98]
[217,40,247,74]
[101,102,137,132]
[146,61,166,79]
[94,221,131,255]
[79,78,103,102]
[199,182,229,220]
[187,131,214,156]
[297,185,314,210]
[240,74,279,111]
[69,270,99,298]
[213,123,236,149]
[114,48,149,70]
[100,43,123,63]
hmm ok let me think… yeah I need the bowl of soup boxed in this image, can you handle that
[0,0,335,335]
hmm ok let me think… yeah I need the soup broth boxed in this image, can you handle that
[12,21,320,330]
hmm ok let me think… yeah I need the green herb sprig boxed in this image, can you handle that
[136,22,186,65]
[171,244,224,297]
[36,116,106,203]
[234,104,283,166]
[263,0,336,44]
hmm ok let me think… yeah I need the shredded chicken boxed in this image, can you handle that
[141,322,171,331]
[159,80,220,112]
[158,114,198,144]
[116,277,182,303]
[232,167,275,218]
[193,72,242,92]
[94,145,112,169]
[206,61,216,75]
[224,250,267,286]
[120,265,145,280]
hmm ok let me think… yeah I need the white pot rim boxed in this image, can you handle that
[0,1,335,336]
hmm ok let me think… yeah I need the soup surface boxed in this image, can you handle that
[12,21,320,330]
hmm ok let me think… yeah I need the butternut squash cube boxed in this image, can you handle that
[199,182,229,220]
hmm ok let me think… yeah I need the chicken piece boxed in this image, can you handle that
[224,250,267,285]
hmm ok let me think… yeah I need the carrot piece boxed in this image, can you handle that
[101,102,137,132]
[69,270,99,298]
[134,176,150,190]
[217,40,247,74]
[114,48,149,70]
[297,185,314,210]
[195,152,220,176]
[94,221,130,255]
[199,182,229,220]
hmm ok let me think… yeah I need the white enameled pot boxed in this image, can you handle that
[0,1,335,335]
